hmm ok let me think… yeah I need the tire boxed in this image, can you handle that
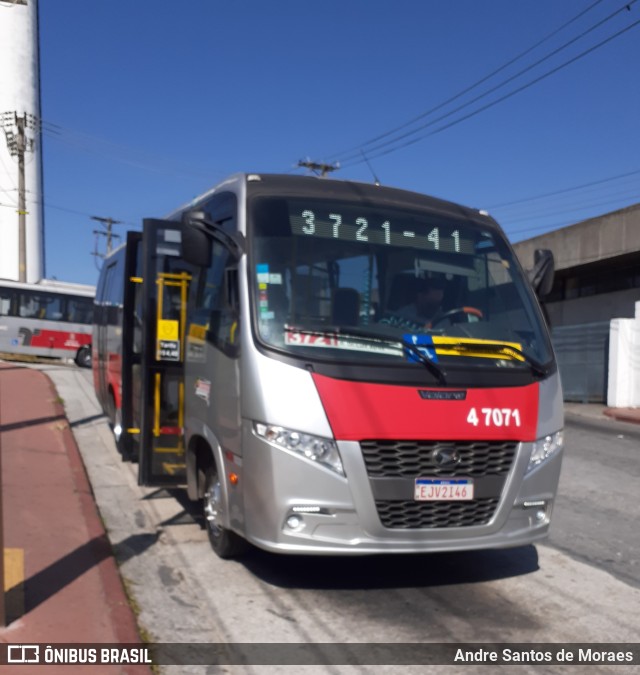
[106,393,131,460]
[75,344,92,368]
[203,463,248,559]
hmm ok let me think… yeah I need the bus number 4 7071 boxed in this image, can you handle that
[467,407,521,428]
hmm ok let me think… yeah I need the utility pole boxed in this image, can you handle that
[91,215,122,257]
[2,112,37,282]
[297,160,339,177]
[16,115,27,283]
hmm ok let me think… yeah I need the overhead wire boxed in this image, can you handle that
[485,168,640,209]
[38,118,220,181]
[507,207,639,242]
[502,189,640,227]
[488,172,640,221]
[326,0,609,163]
[0,193,137,228]
[341,15,640,167]
[0,151,20,202]
[494,169,640,241]
[325,1,640,168]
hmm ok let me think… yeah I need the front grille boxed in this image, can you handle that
[361,440,517,478]
[376,498,499,529]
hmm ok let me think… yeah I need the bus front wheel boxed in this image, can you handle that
[203,463,247,559]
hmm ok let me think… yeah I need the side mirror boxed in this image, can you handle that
[528,249,554,299]
[181,214,212,268]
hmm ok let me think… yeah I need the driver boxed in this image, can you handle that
[382,275,446,331]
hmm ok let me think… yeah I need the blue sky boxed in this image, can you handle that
[37,0,640,286]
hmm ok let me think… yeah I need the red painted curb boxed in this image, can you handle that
[603,407,640,425]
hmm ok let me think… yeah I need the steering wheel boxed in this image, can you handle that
[430,306,484,327]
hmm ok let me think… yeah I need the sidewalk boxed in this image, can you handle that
[564,401,640,425]
[0,363,152,674]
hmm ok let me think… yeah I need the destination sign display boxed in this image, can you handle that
[289,202,476,254]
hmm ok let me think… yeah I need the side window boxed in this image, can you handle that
[200,191,237,235]
[19,291,40,318]
[67,297,93,324]
[100,263,119,327]
[106,261,124,307]
[193,243,238,353]
[0,288,16,316]
[197,244,227,313]
[188,190,239,355]
[41,294,64,321]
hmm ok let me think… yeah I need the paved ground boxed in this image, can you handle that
[0,358,638,673]
[0,362,152,674]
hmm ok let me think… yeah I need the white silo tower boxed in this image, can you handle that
[0,0,44,282]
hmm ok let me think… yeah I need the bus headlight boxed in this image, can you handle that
[527,430,564,474]
[253,422,345,476]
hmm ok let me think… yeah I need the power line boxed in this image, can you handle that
[38,118,221,181]
[485,171,640,220]
[342,15,640,167]
[491,184,640,222]
[503,191,640,228]
[486,168,640,210]
[326,0,609,163]
[328,2,640,168]
[0,196,138,230]
[336,0,637,164]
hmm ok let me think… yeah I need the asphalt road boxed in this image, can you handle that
[549,412,640,589]
[47,365,640,674]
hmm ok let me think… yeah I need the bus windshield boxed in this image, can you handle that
[250,196,553,368]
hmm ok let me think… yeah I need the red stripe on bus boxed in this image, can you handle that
[29,329,92,350]
[312,373,539,441]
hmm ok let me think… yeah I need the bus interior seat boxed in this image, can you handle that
[332,287,360,326]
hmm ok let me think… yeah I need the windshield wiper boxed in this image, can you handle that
[284,325,447,385]
[445,341,548,378]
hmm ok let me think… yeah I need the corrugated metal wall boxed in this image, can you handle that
[551,321,610,403]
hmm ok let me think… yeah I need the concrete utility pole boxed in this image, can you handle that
[0,0,45,282]
[297,160,339,177]
[91,216,122,257]
[2,111,37,282]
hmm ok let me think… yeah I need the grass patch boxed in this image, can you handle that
[121,576,161,674]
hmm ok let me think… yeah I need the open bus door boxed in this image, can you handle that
[123,218,192,487]
[118,230,142,462]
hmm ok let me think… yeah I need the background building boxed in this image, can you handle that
[0,0,44,282]
[514,203,640,404]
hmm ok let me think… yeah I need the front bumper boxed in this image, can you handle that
[237,423,563,555]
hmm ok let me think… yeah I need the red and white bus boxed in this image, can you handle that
[0,278,94,367]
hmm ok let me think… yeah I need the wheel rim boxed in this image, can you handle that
[113,408,123,443]
[204,473,224,540]
[78,346,91,367]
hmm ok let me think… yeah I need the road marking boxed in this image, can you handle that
[4,547,24,621]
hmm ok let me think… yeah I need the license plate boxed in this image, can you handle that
[414,478,474,501]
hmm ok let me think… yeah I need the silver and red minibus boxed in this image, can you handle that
[94,174,563,558]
